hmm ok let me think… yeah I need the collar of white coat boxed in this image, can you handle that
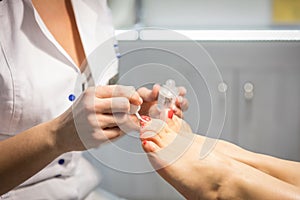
[23,0,114,72]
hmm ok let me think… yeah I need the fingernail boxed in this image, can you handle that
[139,97,143,104]
[142,140,147,145]
[168,109,174,119]
[177,96,183,103]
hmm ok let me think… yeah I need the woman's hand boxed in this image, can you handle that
[137,84,189,118]
[54,85,142,152]
[0,85,142,195]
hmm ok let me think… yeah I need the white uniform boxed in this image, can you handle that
[0,0,118,199]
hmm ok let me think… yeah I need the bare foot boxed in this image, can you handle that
[140,116,300,200]
[139,116,241,199]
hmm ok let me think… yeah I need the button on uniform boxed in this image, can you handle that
[58,159,65,165]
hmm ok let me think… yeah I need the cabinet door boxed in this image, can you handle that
[238,68,300,161]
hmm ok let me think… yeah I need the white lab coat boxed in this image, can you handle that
[0,0,118,199]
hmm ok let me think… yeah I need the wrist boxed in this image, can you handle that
[48,110,77,154]
[46,118,67,155]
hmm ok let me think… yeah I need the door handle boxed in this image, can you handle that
[244,82,254,100]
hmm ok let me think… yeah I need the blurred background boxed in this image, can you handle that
[108,0,300,29]
[94,1,300,199]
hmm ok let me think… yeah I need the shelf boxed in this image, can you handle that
[116,30,300,41]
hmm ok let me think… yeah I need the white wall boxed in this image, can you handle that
[141,0,272,28]
[108,0,136,28]
[109,0,273,29]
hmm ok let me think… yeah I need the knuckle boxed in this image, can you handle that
[83,99,94,112]
[112,85,122,96]
[96,85,111,97]
[137,87,145,93]
[116,114,127,124]
[126,86,135,92]
[121,86,135,97]
[118,97,130,111]
[87,114,97,125]
[85,87,95,96]
[97,100,110,112]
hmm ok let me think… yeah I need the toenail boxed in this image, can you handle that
[168,109,174,119]
[140,120,146,127]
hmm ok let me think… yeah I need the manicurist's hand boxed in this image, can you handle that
[0,85,142,195]
[54,85,142,152]
[137,84,189,118]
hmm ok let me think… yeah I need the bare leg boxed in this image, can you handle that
[162,114,300,188]
[140,117,300,200]
[215,139,300,188]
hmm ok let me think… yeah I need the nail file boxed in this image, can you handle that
[130,104,147,123]
[136,112,147,123]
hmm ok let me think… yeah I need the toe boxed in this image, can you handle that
[142,140,160,152]
[140,131,164,147]
[140,118,168,147]
[140,115,152,127]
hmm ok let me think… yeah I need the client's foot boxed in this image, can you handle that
[139,116,241,200]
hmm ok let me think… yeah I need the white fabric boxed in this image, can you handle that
[84,187,125,200]
[0,0,118,199]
